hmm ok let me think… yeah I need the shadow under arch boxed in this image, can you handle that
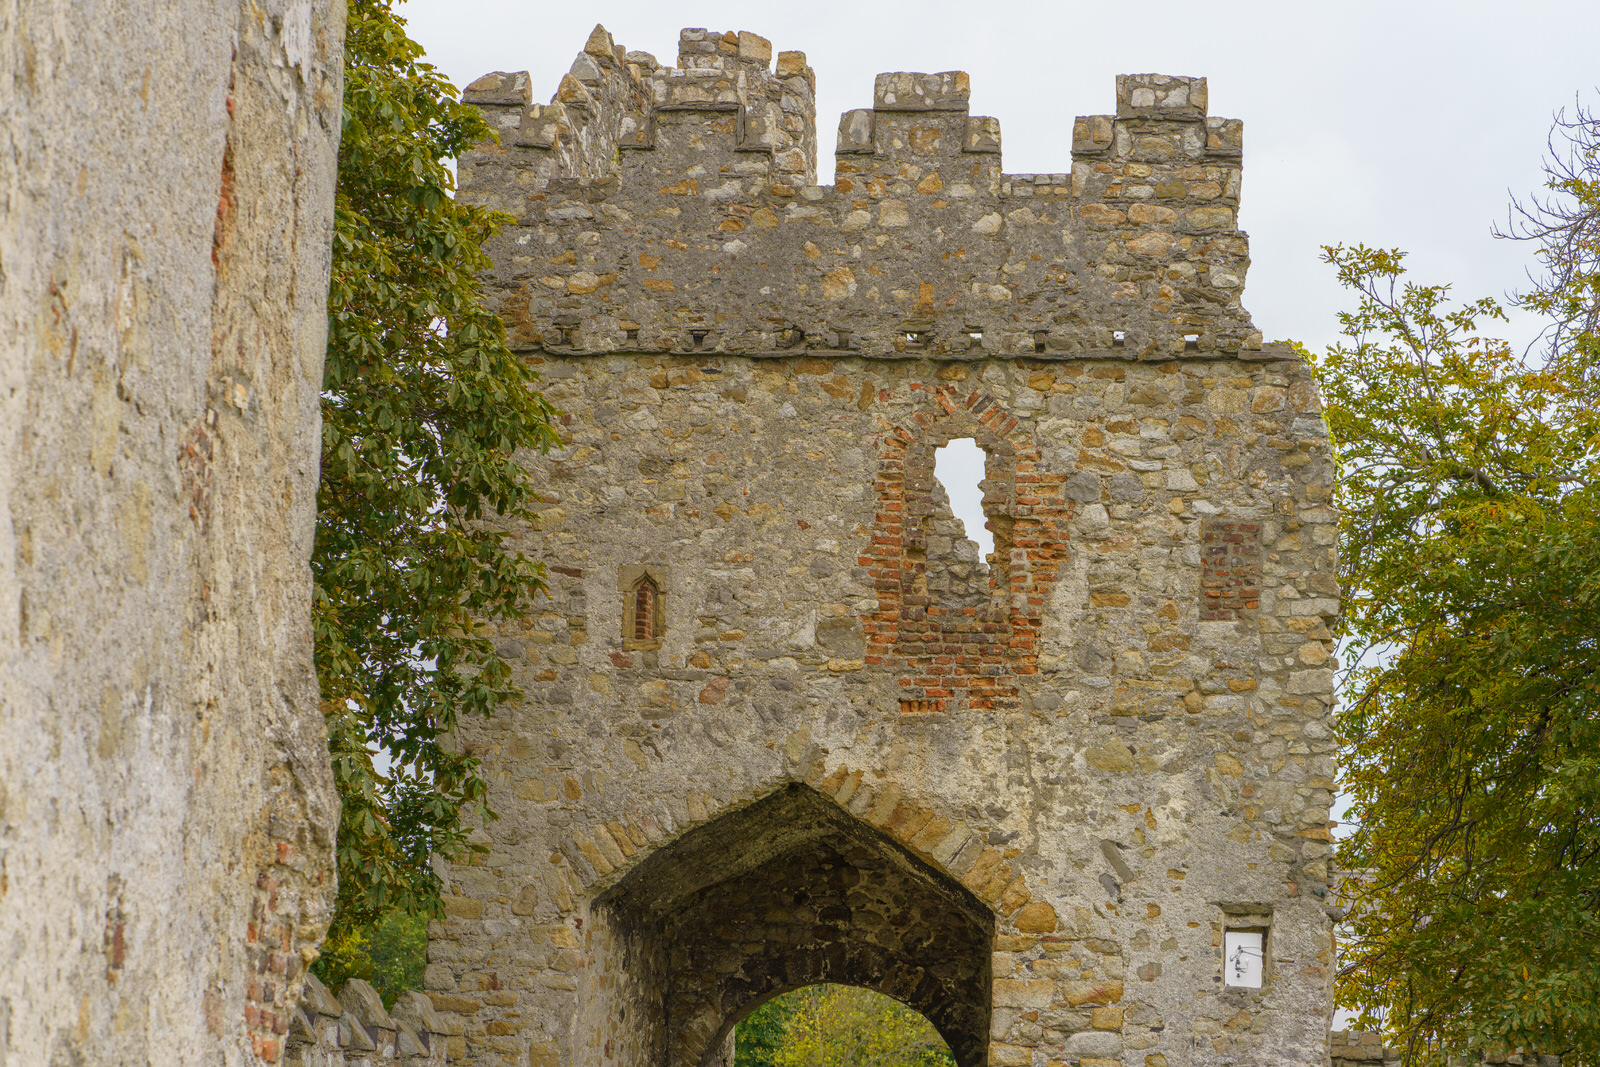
[593,782,995,1067]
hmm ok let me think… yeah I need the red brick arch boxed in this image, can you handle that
[861,386,1073,712]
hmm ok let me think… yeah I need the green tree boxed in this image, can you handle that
[736,985,956,1067]
[734,992,800,1067]
[1322,107,1600,1063]
[313,0,557,980]
[310,908,429,1007]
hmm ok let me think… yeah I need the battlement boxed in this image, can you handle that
[459,26,1270,362]
[465,26,818,188]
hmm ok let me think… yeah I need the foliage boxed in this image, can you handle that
[311,907,429,1007]
[734,991,800,1067]
[735,985,956,1067]
[1321,112,1600,1064]
[313,0,558,962]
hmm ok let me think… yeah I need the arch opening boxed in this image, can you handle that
[590,784,994,1067]
[733,982,957,1066]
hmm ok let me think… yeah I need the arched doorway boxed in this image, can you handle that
[591,783,994,1067]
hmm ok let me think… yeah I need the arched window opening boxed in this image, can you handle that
[734,984,957,1066]
[620,565,667,651]
[633,579,657,641]
[921,438,994,613]
[933,438,993,560]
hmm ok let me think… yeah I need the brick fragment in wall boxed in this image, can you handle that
[433,24,1344,1067]
[1200,517,1263,621]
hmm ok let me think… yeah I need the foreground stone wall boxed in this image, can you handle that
[437,26,1340,1067]
[285,976,452,1066]
[1327,1030,1562,1067]
[0,1,343,1062]
[1330,1030,1401,1067]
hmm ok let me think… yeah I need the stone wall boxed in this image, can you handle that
[461,33,1252,364]
[1328,1030,1561,1067]
[1330,1030,1401,1067]
[435,25,1340,1067]
[285,976,452,1066]
[0,1,343,1063]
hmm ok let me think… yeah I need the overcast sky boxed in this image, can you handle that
[406,0,1599,355]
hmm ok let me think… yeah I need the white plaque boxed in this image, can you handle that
[1223,929,1264,988]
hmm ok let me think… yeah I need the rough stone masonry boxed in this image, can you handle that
[435,25,1341,1067]
[1,1,343,1063]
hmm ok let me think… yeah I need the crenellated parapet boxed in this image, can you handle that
[463,27,816,199]
[459,25,1279,362]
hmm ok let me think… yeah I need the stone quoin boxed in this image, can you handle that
[431,24,1341,1067]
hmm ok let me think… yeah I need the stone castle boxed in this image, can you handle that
[428,24,1343,1067]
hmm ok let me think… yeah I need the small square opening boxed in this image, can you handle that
[1112,330,1126,348]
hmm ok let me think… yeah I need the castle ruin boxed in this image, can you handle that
[430,24,1342,1067]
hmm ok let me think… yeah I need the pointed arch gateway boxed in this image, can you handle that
[591,783,995,1067]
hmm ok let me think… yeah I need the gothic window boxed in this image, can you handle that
[620,566,667,651]
[633,578,657,641]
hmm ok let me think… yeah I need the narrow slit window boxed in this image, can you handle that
[622,569,666,650]
[633,582,656,641]
[1032,331,1047,353]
